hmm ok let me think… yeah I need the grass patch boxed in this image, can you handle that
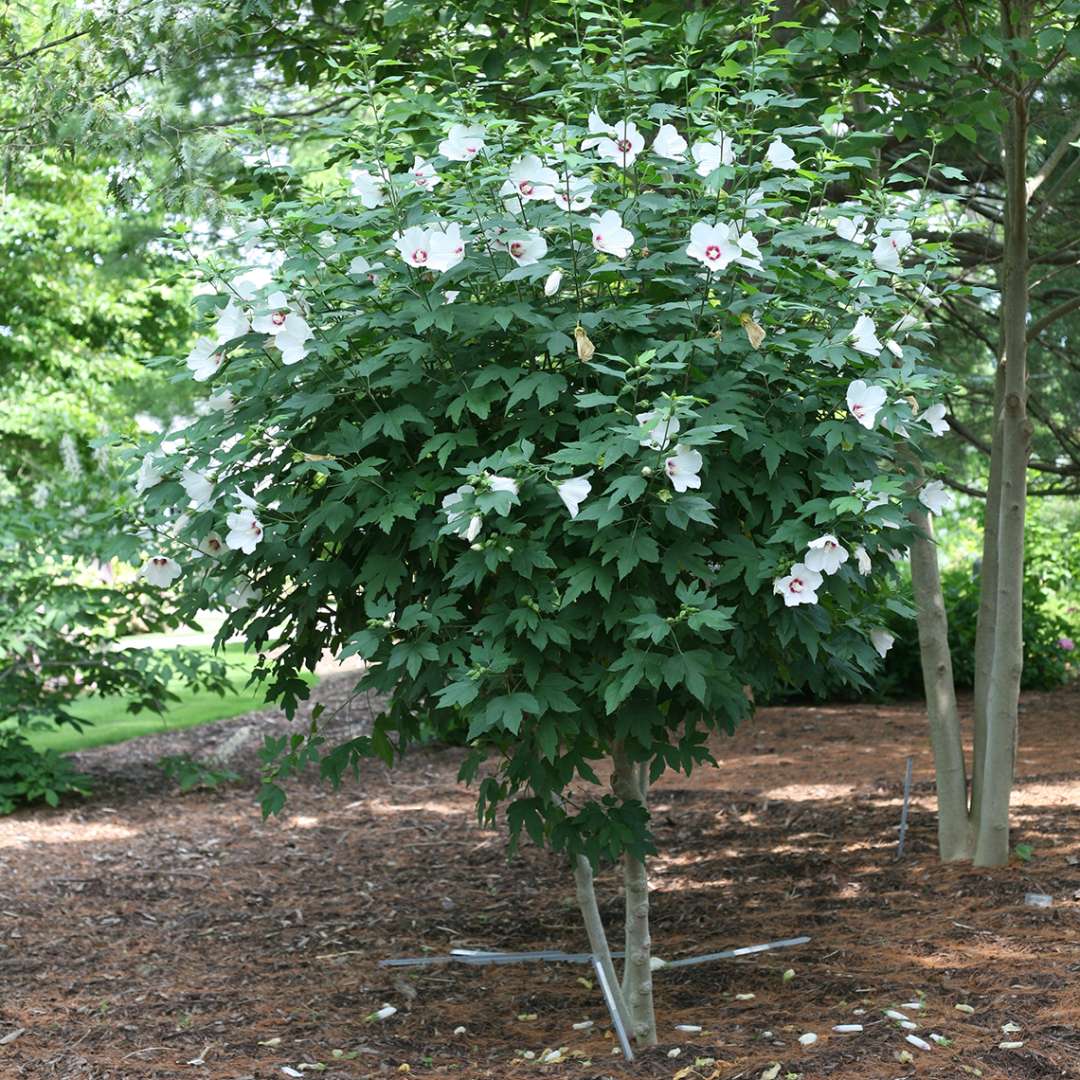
[22,645,315,754]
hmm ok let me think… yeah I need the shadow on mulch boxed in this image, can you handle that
[0,676,1078,1079]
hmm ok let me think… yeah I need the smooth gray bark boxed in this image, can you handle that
[611,744,656,1046]
[971,360,1005,827]
[974,0,1031,867]
[908,508,974,860]
[572,853,633,1032]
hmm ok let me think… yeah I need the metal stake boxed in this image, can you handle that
[896,755,913,858]
[591,954,634,1062]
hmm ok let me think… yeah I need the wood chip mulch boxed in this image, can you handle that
[1,675,1078,1079]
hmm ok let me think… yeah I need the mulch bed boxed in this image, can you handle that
[1,676,1078,1079]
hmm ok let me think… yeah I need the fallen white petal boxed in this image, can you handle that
[900,1020,918,1031]
[799,1032,818,1046]
[906,1035,932,1051]
[999,1041,1024,1050]
[761,1064,781,1080]
[930,1034,950,1046]
[735,992,756,1001]
[649,956,668,971]
[372,1004,397,1021]
[901,1001,924,1010]
[1002,1022,1022,1033]
[453,1026,466,1035]
[572,1021,594,1031]
[954,1003,975,1014]
[281,1070,304,1079]
[667,1048,682,1058]
[833,1024,863,1033]
[885,1009,909,1021]
[675,1024,702,1033]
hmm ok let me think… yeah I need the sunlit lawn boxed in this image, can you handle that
[20,645,316,754]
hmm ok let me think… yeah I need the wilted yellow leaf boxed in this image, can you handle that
[574,325,595,361]
[739,312,765,349]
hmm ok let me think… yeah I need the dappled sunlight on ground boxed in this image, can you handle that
[0,813,140,850]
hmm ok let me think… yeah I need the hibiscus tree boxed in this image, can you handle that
[132,21,950,1047]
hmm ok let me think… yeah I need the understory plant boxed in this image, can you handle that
[131,8,952,1044]
[0,446,233,814]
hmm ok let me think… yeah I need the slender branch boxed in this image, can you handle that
[1026,293,1080,340]
[1030,157,1080,224]
[0,0,156,68]
[182,95,354,132]
[947,411,1077,475]
[1026,115,1080,200]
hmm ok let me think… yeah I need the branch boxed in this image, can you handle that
[1026,115,1080,201]
[181,95,353,132]
[942,476,1080,499]
[1030,156,1080,225]
[1026,294,1080,341]
[0,0,155,69]
[946,411,1078,476]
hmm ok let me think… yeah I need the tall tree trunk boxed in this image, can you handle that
[611,744,657,1046]
[908,508,974,860]
[971,360,1006,828]
[974,0,1031,867]
[572,854,633,1031]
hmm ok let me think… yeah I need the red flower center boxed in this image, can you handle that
[518,181,534,195]
[510,242,524,257]
[271,311,287,326]
[617,138,632,153]
[705,244,721,262]
[791,577,805,592]
[413,249,428,264]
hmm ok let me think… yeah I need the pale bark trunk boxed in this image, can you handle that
[974,0,1031,867]
[572,854,633,1031]
[908,508,974,860]
[611,744,656,1046]
[971,360,1005,827]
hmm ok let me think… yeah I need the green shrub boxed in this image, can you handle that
[885,515,1079,695]
[0,731,90,815]
[158,753,240,792]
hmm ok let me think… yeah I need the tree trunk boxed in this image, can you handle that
[974,0,1031,868]
[572,853,633,1032]
[908,507,974,860]
[971,359,1005,828]
[611,744,657,1046]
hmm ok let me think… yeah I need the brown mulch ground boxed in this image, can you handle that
[1,678,1078,1080]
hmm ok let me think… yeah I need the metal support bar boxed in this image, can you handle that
[896,755,914,858]
[379,935,810,970]
[591,954,634,1061]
